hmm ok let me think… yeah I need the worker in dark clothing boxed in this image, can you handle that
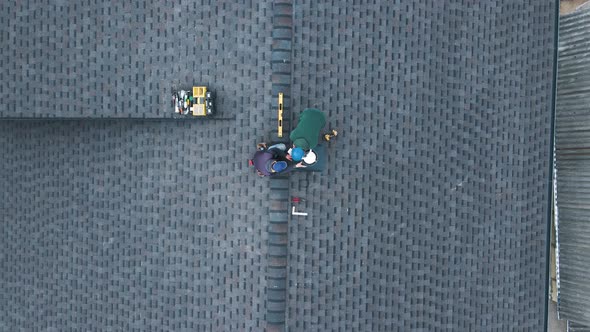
[250,143,303,177]
[290,108,327,151]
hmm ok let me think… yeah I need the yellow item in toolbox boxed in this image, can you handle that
[191,86,207,116]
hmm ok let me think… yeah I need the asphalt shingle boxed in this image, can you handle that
[287,1,555,330]
[0,119,276,331]
[0,1,272,119]
[0,0,556,331]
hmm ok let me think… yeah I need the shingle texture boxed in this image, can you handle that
[0,1,272,118]
[0,119,278,331]
[0,0,556,331]
[287,1,555,331]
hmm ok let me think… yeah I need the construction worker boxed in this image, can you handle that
[289,108,326,152]
[250,143,304,176]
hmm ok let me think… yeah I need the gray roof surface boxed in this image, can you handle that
[0,0,555,331]
[0,1,271,118]
[287,1,554,330]
[0,120,274,331]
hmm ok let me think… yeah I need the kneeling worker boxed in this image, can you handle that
[289,108,326,156]
[250,143,304,177]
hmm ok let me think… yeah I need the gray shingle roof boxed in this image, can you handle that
[286,2,555,330]
[0,0,556,331]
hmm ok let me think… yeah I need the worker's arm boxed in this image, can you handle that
[279,161,298,174]
[269,147,288,159]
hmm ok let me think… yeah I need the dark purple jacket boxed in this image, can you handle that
[252,147,294,176]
